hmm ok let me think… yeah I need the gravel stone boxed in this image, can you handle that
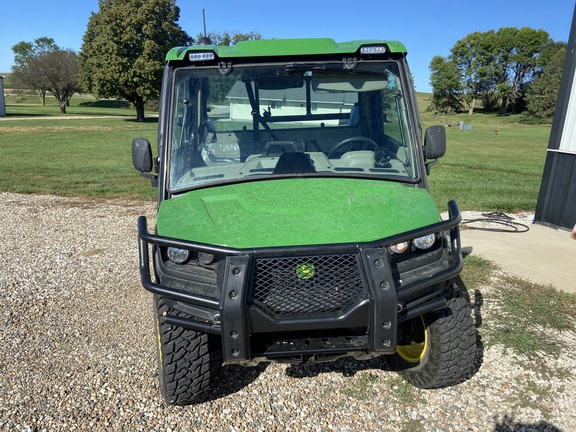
[1,192,574,431]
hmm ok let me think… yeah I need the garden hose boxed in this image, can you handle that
[461,211,530,233]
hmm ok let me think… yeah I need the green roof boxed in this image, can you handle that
[166,38,407,62]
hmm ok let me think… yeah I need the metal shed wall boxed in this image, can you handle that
[534,5,576,229]
[0,77,6,117]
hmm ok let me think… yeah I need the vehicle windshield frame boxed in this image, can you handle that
[166,60,420,194]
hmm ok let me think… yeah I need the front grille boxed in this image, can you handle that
[252,254,366,317]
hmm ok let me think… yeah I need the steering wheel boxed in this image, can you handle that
[327,136,379,158]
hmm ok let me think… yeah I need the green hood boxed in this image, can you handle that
[157,178,440,249]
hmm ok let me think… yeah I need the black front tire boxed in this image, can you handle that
[153,295,219,406]
[390,282,477,388]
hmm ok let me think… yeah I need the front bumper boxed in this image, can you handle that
[137,201,463,365]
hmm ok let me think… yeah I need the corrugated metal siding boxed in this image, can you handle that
[0,78,6,117]
[535,4,576,230]
[536,152,576,229]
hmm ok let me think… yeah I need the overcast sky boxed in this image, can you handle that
[1,0,574,92]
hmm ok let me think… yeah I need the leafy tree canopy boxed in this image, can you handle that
[429,27,565,116]
[11,38,81,112]
[79,0,192,121]
[11,37,59,105]
[523,47,567,123]
[13,37,58,69]
[429,55,464,114]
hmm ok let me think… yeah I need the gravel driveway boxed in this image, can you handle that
[1,193,575,431]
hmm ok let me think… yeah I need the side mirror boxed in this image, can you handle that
[132,138,158,187]
[132,138,153,172]
[424,125,446,160]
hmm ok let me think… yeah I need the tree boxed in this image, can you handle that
[428,55,464,114]
[79,0,192,121]
[11,37,58,105]
[11,39,82,112]
[34,50,82,113]
[449,31,496,115]
[523,47,566,123]
[492,27,552,115]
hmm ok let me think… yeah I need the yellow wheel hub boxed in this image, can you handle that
[396,317,428,363]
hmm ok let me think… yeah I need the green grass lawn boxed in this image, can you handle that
[415,92,551,212]
[0,101,158,200]
[0,95,553,210]
[3,93,135,117]
[427,120,549,212]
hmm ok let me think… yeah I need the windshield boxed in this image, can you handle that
[168,61,418,192]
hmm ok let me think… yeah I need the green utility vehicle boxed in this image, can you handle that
[132,38,476,406]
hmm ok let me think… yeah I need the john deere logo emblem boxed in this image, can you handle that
[296,263,315,280]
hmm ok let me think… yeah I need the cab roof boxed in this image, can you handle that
[165,38,407,62]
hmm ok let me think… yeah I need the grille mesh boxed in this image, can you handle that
[252,254,365,317]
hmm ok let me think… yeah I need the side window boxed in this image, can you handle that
[384,74,417,177]
[383,76,402,143]
[169,74,204,185]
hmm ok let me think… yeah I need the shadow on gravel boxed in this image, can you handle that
[285,356,392,380]
[471,287,486,378]
[286,357,392,379]
[203,363,270,402]
[494,415,562,431]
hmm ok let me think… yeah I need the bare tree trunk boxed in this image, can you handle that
[467,98,476,115]
[134,99,146,122]
[37,89,46,106]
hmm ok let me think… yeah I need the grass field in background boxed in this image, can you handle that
[0,94,552,211]
[3,93,135,117]
[427,121,549,212]
[0,99,158,200]
[416,92,550,213]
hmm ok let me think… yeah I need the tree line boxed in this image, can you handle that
[9,2,566,124]
[429,27,566,122]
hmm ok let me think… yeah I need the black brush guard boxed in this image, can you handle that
[137,201,463,364]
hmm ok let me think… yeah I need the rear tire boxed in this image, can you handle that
[154,295,219,405]
[390,282,477,388]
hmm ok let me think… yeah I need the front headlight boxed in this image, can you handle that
[413,233,436,250]
[389,241,410,254]
[166,247,190,264]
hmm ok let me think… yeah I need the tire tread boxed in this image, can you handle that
[398,283,477,389]
[154,296,213,405]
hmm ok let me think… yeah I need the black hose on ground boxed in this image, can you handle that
[461,211,530,233]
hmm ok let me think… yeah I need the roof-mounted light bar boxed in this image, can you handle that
[360,46,387,55]
[189,52,215,62]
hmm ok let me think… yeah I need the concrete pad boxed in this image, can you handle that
[459,214,575,294]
